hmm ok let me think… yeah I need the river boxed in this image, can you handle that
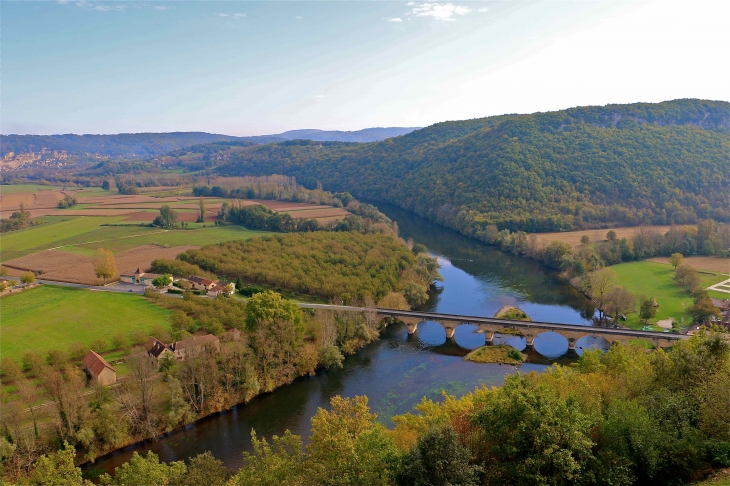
[84,202,599,477]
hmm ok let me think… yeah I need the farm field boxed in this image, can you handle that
[648,255,730,275]
[530,225,673,248]
[609,261,727,330]
[0,285,172,362]
[4,244,196,285]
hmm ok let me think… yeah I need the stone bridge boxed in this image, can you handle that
[299,304,685,350]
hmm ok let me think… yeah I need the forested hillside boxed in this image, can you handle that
[218,99,730,234]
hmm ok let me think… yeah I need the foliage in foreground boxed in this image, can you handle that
[10,328,729,486]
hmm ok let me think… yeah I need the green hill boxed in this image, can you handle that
[217,99,729,235]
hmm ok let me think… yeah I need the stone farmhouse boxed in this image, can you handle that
[171,334,220,360]
[144,336,173,360]
[120,268,165,287]
[83,350,117,386]
[188,276,218,291]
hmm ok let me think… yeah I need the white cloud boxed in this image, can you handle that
[233,13,246,18]
[295,16,303,19]
[72,1,126,11]
[154,6,172,11]
[219,13,246,18]
[409,3,471,21]
[387,17,403,22]
[478,7,489,13]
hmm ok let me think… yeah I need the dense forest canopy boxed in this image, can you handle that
[216,99,730,234]
[172,232,424,302]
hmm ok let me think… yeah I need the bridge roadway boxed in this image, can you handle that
[297,303,686,350]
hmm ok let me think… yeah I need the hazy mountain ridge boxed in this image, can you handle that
[0,127,419,165]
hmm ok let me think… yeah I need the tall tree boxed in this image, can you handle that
[197,197,206,223]
[93,248,117,285]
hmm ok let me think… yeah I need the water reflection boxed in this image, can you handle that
[85,202,599,477]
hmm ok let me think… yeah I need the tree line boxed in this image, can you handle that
[0,290,398,482]
[480,221,729,276]
[7,327,730,485]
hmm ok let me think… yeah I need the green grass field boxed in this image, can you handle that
[610,261,727,330]
[72,224,274,253]
[0,285,172,362]
[1,215,274,261]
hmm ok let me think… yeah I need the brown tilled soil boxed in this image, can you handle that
[34,192,65,205]
[2,244,197,285]
[648,256,730,275]
[0,193,37,208]
[122,211,217,223]
[282,208,350,219]
[529,226,673,248]
[0,209,57,219]
[114,244,198,275]
[45,209,137,217]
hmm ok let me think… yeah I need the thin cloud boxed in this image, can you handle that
[154,6,172,10]
[387,17,403,22]
[295,16,303,19]
[67,1,126,11]
[478,7,489,13]
[219,13,246,18]
[409,3,470,21]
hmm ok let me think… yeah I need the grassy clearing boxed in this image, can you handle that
[0,217,124,261]
[465,345,527,365]
[610,261,727,330]
[0,285,172,362]
[0,184,64,194]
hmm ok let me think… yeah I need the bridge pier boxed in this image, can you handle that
[484,331,495,345]
[524,335,535,348]
[444,327,456,339]
[568,338,577,351]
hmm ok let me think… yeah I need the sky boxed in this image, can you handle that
[2,0,728,136]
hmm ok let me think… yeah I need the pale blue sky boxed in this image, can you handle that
[2,0,728,135]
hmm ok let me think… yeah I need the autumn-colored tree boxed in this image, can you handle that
[94,248,117,285]
[20,272,36,284]
[584,268,616,321]
[669,252,684,269]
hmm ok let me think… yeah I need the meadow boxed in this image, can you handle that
[610,261,727,330]
[0,285,172,362]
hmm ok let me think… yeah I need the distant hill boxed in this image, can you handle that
[0,132,242,160]
[0,127,419,168]
[216,99,730,234]
[275,127,420,143]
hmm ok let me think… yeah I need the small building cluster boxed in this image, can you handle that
[120,268,166,287]
[710,298,730,331]
[144,334,221,360]
[120,268,234,297]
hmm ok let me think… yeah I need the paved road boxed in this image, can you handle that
[36,282,686,341]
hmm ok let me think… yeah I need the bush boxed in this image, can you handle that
[91,338,108,353]
[0,357,23,382]
[46,349,69,368]
[21,352,46,375]
[112,333,129,351]
[129,329,147,346]
[68,342,87,361]
[20,272,36,284]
